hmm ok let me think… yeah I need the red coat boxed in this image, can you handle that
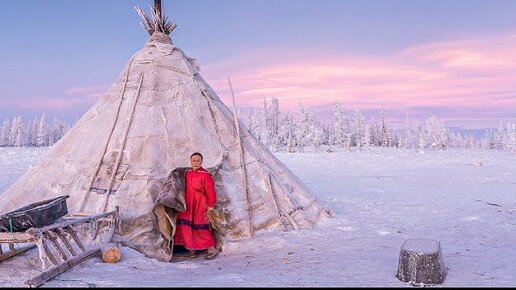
[174,167,217,250]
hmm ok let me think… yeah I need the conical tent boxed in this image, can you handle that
[0,6,330,262]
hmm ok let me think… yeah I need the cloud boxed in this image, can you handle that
[0,85,108,112]
[4,34,514,129]
[400,34,516,69]
[64,85,109,100]
[201,33,516,124]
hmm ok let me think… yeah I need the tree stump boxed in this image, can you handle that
[101,243,121,263]
[396,238,446,285]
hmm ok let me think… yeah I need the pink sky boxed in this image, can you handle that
[4,86,107,111]
[202,33,516,128]
[3,33,514,129]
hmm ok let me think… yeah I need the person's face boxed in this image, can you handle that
[190,155,203,170]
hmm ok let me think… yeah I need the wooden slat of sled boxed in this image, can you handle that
[0,232,34,243]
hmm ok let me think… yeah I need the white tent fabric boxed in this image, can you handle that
[0,31,330,262]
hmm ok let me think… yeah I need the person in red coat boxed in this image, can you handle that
[174,152,219,259]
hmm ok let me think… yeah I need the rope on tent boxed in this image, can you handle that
[154,62,191,77]
[135,59,191,78]
[79,57,136,212]
[100,73,145,213]
[228,78,254,238]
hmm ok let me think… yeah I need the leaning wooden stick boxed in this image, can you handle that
[0,244,36,263]
[228,77,254,238]
[25,248,101,288]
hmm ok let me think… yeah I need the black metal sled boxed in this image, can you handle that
[0,195,70,232]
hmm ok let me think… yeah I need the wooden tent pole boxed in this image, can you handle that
[228,78,254,238]
[154,0,162,15]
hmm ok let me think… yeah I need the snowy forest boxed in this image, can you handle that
[1,98,516,154]
[0,114,70,147]
[240,98,516,154]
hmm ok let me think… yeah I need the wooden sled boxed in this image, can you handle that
[0,207,119,288]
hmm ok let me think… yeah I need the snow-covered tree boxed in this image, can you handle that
[36,113,49,147]
[173,100,500,152]
[465,135,477,148]
[295,102,310,151]
[369,118,381,147]
[11,116,26,147]
[380,105,390,147]
[388,129,399,148]
[26,117,38,147]
[330,101,351,150]
[295,102,325,151]
[426,115,448,150]
[416,121,426,151]
[51,117,71,145]
[246,109,263,142]
[449,132,464,148]
[479,130,495,150]
[261,98,269,144]
[268,97,282,151]
[0,118,11,147]
[280,113,297,152]
[395,133,403,149]
[506,123,516,153]
[403,115,414,149]
[480,132,492,149]
[352,106,365,150]
[493,121,506,150]
[309,112,325,149]
[363,124,373,149]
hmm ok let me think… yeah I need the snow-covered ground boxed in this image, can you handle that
[0,147,48,195]
[1,147,515,287]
